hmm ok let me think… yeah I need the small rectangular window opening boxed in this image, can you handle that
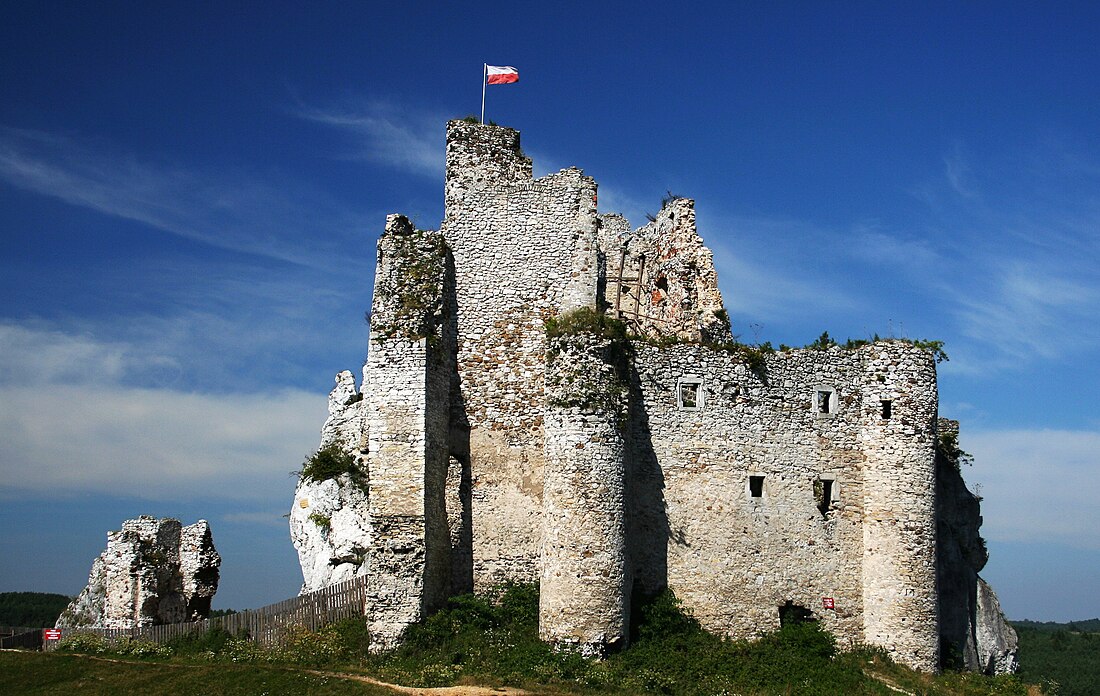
[880,400,892,419]
[677,378,703,410]
[815,478,833,515]
[749,475,765,498]
[816,390,831,414]
[680,383,699,408]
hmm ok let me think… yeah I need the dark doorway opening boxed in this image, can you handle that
[778,601,816,627]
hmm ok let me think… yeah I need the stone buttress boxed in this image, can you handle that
[364,214,455,650]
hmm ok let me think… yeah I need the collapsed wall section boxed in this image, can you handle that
[441,120,599,589]
[364,215,454,650]
[603,198,732,344]
[57,516,221,629]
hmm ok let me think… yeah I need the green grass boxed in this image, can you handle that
[9,585,1046,695]
[0,651,394,695]
[358,585,1037,695]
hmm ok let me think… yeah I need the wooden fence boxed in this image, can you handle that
[42,574,369,651]
[1,626,44,650]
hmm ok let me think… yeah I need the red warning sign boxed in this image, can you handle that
[822,597,835,610]
[44,629,61,640]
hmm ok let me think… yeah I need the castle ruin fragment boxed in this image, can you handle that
[57,516,221,629]
[289,120,1018,674]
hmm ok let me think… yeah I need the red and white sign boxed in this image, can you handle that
[822,597,835,610]
[44,629,61,640]
[486,65,519,84]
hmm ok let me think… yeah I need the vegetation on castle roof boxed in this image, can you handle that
[544,306,629,343]
[370,229,448,344]
[545,307,631,416]
[785,331,950,363]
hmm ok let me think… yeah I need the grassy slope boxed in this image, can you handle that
[0,652,395,696]
[2,586,1045,696]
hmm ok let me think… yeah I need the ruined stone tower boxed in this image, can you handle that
[289,120,1018,673]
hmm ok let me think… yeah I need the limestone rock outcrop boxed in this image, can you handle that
[289,369,371,593]
[936,419,1019,674]
[57,516,220,629]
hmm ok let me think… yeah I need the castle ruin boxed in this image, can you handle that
[290,120,1017,674]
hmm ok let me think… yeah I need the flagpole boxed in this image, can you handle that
[480,64,487,124]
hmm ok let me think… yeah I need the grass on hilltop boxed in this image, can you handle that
[4,584,1044,696]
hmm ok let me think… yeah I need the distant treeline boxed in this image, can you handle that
[0,592,72,628]
[1012,619,1100,696]
[1012,618,1100,633]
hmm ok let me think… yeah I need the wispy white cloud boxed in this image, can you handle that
[709,241,861,325]
[294,100,445,177]
[596,182,651,229]
[966,428,1100,551]
[0,324,324,501]
[0,126,368,269]
[847,225,942,278]
[943,142,978,199]
[952,260,1100,367]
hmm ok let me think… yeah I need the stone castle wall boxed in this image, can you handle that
[620,340,939,672]
[440,121,598,589]
[289,119,1018,673]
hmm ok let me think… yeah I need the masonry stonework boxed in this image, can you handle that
[289,120,1017,672]
[58,516,221,629]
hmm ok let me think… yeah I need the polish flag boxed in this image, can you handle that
[486,65,519,84]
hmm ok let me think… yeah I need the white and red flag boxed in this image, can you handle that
[485,65,519,84]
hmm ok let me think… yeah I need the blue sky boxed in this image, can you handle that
[1,2,1098,621]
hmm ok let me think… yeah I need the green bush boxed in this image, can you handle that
[57,632,171,658]
[299,443,362,485]
[544,306,628,343]
[56,632,108,654]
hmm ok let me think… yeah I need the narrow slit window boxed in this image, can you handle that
[815,478,834,515]
[880,399,892,419]
[816,391,831,414]
[749,475,765,498]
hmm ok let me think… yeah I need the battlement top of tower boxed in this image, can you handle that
[444,120,533,205]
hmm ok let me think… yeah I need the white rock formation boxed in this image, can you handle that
[289,369,372,593]
[57,516,220,629]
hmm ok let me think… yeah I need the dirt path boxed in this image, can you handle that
[307,671,534,696]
